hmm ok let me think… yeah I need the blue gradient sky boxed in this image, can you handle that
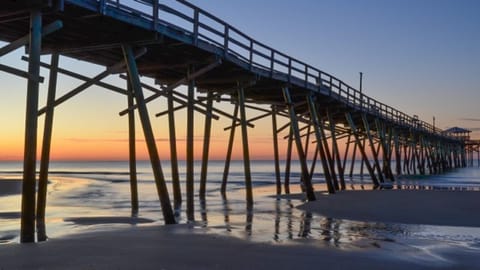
[190,0,480,133]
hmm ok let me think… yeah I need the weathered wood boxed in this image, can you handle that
[38,49,147,116]
[199,92,214,200]
[284,127,293,194]
[342,133,352,179]
[122,45,175,224]
[23,56,127,95]
[20,9,42,243]
[307,95,335,194]
[119,59,221,116]
[221,104,239,196]
[327,110,345,190]
[361,114,384,183]
[349,136,357,178]
[186,72,195,221]
[127,79,139,215]
[0,63,44,82]
[283,88,315,201]
[319,116,339,190]
[167,89,182,209]
[345,113,379,187]
[238,87,254,205]
[271,106,282,195]
[36,52,59,242]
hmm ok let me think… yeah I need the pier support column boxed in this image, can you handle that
[122,45,175,224]
[319,116,339,190]
[127,78,139,215]
[199,92,214,200]
[186,71,195,221]
[342,134,352,180]
[362,114,385,183]
[220,103,238,196]
[385,126,395,181]
[309,144,319,181]
[376,119,394,181]
[307,95,335,194]
[283,88,315,201]
[21,9,42,243]
[167,88,182,209]
[238,87,253,205]
[284,127,293,194]
[36,53,59,242]
[271,106,282,195]
[345,113,379,187]
[393,129,401,176]
[327,110,346,189]
[349,136,357,178]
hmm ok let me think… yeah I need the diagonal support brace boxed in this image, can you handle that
[118,59,221,116]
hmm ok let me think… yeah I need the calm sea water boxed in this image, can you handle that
[1,160,480,265]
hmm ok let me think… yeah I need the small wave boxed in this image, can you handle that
[0,234,17,244]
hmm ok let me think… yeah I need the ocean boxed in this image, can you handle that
[1,160,480,263]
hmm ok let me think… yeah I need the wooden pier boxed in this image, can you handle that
[0,0,470,242]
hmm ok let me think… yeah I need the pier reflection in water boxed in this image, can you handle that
[187,184,480,253]
[189,194,409,250]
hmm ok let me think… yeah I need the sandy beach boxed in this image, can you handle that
[1,184,479,269]
[297,189,480,227]
[0,178,22,196]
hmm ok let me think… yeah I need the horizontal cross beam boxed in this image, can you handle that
[22,56,128,96]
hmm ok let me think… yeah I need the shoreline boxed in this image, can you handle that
[0,224,477,270]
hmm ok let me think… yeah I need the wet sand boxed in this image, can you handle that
[0,188,479,269]
[0,224,477,270]
[0,178,22,196]
[297,190,480,227]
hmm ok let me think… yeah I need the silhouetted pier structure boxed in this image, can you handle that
[0,0,470,242]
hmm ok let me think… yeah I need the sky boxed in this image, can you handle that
[0,0,479,161]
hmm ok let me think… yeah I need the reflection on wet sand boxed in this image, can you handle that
[200,194,411,250]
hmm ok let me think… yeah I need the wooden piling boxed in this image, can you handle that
[284,126,293,194]
[327,110,346,190]
[122,45,175,224]
[349,137,357,178]
[199,92,214,200]
[220,103,239,196]
[238,87,254,205]
[186,72,195,221]
[271,105,282,195]
[127,78,139,215]
[167,88,182,209]
[21,9,42,243]
[342,134,352,179]
[393,129,401,176]
[36,53,59,242]
[345,113,379,187]
[282,88,315,201]
[319,116,339,190]
[307,95,335,194]
[361,114,384,183]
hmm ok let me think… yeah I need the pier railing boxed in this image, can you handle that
[81,0,447,137]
